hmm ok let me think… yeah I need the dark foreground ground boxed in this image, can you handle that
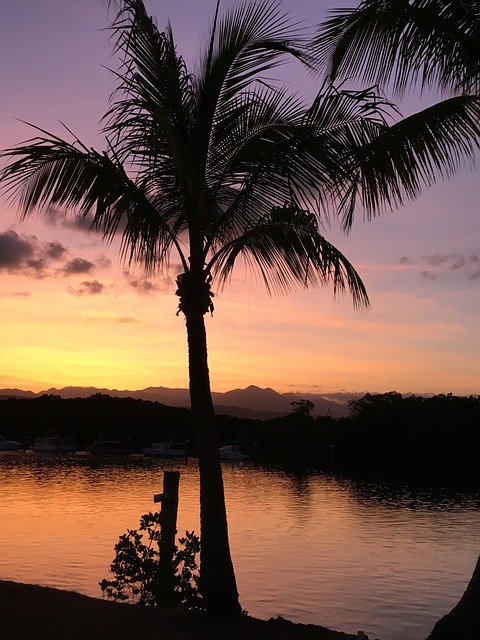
[0,580,357,640]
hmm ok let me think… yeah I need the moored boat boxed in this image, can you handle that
[142,441,187,457]
[0,435,23,451]
[219,445,250,461]
[31,436,75,454]
[85,438,132,455]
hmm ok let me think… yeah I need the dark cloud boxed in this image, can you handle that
[82,280,104,295]
[95,256,112,270]
[0,230,68,277]
[126,276,161,295]
[419,253,480,282]
[399,256,412,265]
[68,280,105,296]
[424,253,480,270]
[451,256,466,270]
[63,213,96,232]
[0,230,34,268]
[124,270,176,296]
[43,208,97,233]
[63,257,95,275]
[26,258,47,273]
[44,208,130,237]
[425,254,449,267]
[0,229,112,283]
[46,241,67,260]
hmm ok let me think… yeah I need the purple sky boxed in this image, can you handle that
[0,0,479,396]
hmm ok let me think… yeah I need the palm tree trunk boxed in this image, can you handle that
[185,308,241,616]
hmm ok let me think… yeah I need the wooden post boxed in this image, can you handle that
[154,471,180,606]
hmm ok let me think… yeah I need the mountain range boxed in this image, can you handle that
[0,385,360,419]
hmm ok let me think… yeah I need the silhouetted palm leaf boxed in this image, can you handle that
[209,203,368,306]
[314,0,480,96]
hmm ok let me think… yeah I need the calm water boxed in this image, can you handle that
[1,452,479,640]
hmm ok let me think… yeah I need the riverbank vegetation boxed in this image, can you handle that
[1,391,479,485]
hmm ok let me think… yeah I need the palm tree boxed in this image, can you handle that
[1,0,480,614]
[314,0,480,97]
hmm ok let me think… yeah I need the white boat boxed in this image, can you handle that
[219,445,251,461]
[142,441,187,457]
[31,436,75,454]
[0,435,23,451]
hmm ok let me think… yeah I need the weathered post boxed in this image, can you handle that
[153,470,180,606]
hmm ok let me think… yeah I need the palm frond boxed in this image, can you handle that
[208,82,395,248]
[335,94,480,230]
[0,124,187,272]
[199,0,309,98]
[196,0,311,160]
[104,0,211,223]
[313,0,480,96]
[204,85,306,251]
[208,203,369,308]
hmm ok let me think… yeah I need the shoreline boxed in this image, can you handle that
[0,579,357,640]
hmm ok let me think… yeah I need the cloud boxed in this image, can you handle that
[320,391,369,403]
[451,256,466,270]
[43,208,130,237]
[125,275,164,295]
[95,256,112,270]
[416,253,480,282]
[0,230,35,268]
[425,254,450,267]
[42,208,98,233]
[45,241,67,260]
[63,257,95,275]
[399,256,412,265]
[128,278,160,294]
[68,279,105,296]
[0,229,68,278]
[123,267,179,296]
[424,253,479,270]
[0,290,31,299]
[86,316,140,324]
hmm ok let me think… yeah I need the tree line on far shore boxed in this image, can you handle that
[1,391,479,484]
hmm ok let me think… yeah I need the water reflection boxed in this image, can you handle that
[349,479,480,511]
[1,452,479,640]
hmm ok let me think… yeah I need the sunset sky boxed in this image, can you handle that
[1,0,478,398]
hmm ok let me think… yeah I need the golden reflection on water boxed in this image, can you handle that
[1,452,480,640]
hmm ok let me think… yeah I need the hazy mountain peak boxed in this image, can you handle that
[0,384,352,418]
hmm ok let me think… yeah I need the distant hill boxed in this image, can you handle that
[0,389,38,399]
[0,384,354,419]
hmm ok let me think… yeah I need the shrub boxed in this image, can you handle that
[100,511,202,608]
